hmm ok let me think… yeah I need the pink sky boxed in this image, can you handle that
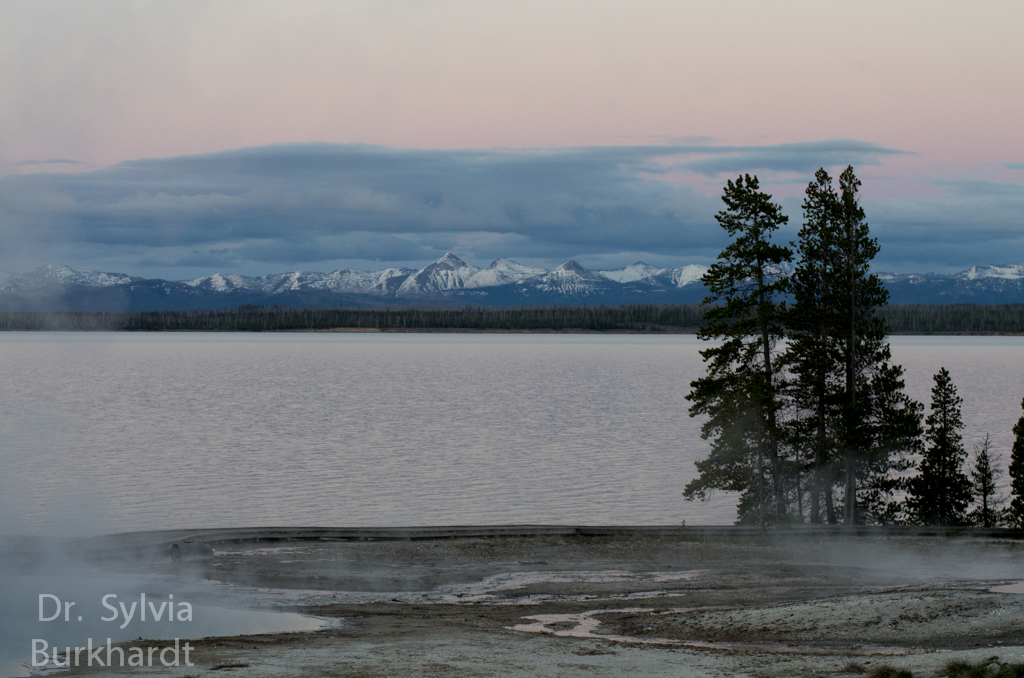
[2,1,1022,181]
[0,1,1022,278]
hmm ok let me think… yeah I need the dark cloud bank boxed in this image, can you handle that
[0,141,1019,278]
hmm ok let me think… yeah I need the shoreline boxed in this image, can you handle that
[4,327,1024,335]
[13,531,1024,677]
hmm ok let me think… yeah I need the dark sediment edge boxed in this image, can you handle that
[65,524,1024,559]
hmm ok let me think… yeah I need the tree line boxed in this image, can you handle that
[684,167,1024,528]
[0,303,1022,333]
[0,305,705,332]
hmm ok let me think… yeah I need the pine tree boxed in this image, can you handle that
[907,368,973,526]
[685,174,793,528]
[833,166,896,525]
[968,434,1003,528]
[852,361,922,524]
[786,167,919,525]
[1008,399,1024,528]
[787,169,841,522]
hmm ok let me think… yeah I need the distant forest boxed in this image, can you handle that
[0,303,1023,334]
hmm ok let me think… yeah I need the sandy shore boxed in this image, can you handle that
[27,532,1024,677]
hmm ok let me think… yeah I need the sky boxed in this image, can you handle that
[1,0,1022,279]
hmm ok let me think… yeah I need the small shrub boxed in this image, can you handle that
[868,665,913,678]
[944,657,1024,678]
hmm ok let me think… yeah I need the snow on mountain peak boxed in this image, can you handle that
[396,253,482,295]
[960,265,1024,280]
[436,253,470,268]
[658,264,708,288]
[551,260,598,277]
[16,264,138,288]
[597,262,664,283]
[464,258,547,289]
[184,273,256,292]
[524,260,608,296]
[13,260,1021,307]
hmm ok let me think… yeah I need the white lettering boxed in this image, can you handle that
[118,601,137,629]
[52,646,69,668]
[38,594,61,622]
[31,639,48,667]
[101,594,118,621]
[87,638,105,667]
[106,639,124,666]
[160,639,180,666]
[148,600,168,621]
[176,602,193,621]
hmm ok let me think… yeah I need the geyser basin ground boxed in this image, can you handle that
[15,530,1024,677]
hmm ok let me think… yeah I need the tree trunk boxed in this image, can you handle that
[845,457,857,526]
[757,251,784,522]
[844,217,858,526]
[810,370,827,523]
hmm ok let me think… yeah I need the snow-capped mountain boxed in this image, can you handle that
[396,253,481,296]
[526,261,612,297]
[464,258,548,288]
[597,262,664,283]
[959,265,1024,280]
[646,265,709,289]
[876,264,1024,303]
[182,267,414,295]
[2,257,1022,312]
[0,264,141,291]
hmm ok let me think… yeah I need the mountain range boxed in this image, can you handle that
[1,255,1023,311]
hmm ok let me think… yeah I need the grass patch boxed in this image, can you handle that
[946,657,1024,678]
[867,665,913,678]
[840,661,867,674]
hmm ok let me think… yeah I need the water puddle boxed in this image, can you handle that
[434,569,704,604]
[199,569,705,608]
[990,582,1024,594]
[509,607,920,656]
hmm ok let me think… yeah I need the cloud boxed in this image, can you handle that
[0,141,1018,278]
[1003,162,1024,171]
[15,158,85,166]
[676,139,910,176]
[0,143,726,275]
[865,178,1024,272]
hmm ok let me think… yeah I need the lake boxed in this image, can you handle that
[1,333,1022,534]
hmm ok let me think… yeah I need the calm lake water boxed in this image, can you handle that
[1,333,1022,534]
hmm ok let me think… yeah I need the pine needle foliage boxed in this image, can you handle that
[968,433,1004,527]
[1008,399,1024,528]
[684,174,793,528]
[906,368,973,525]
[786,169,846,523]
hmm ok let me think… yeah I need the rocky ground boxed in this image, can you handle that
[33,534,1024,677]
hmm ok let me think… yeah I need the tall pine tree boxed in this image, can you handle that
[833,166,904,525]
[968,434,1003,528]
[685,174,792,528]
[786,166,919,524]
[907,368,973,526]
[1008,398,1024,528]
[787,169,844,523]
